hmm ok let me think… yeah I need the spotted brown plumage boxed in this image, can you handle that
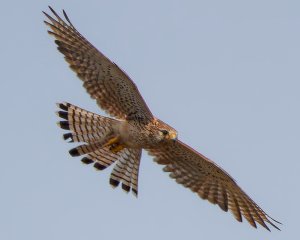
[147,141,280,230]
[43,7,153,122]
[44,6,280,231]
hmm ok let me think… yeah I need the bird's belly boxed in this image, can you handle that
[121,131,151,148]
[118,122,156,149]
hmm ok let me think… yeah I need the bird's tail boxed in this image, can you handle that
[56,102,141,195]
[56,102,117,145]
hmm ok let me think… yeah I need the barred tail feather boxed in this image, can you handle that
[79,147,142,195]
[56,102,117,144]
[69,142,103,157]
[56,102,142,195]
[110,148,142,196]
[86,147,122,170]
[131,155,141,196]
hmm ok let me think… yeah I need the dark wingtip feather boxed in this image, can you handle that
[47,30,54,36]
[55,39,61,46]
[42,11,51,21]
[110,178,120,188]
[81,157,94,164]
[48,5,54,12]
[94,162,107,171]
[57,46,68,55]
[218,203,228,212]
[267,214,282,225]
[63,9,73,27]
[48,6,61,21]
[57,121,70,130]
[267,220,281,231]
[69,147,80,157]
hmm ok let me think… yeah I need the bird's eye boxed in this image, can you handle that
[161,130,168,135]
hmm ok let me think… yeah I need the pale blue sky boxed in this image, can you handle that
[1,1,299,239]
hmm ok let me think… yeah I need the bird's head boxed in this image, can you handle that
[155,119,178,142]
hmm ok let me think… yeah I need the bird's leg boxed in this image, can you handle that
[103,136,119,147]
[110,144,125,153]
[103,136,125,153]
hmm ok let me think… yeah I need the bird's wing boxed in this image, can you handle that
[147,140,281,231]
[44,7,153,122]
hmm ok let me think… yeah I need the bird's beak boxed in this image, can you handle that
[169,132,178,142]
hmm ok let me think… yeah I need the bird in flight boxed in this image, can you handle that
[44,6,280,231]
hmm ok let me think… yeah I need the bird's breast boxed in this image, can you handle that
[118,121,157,148]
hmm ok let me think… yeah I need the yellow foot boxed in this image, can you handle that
[103,136,125,153]
[110,144,125,153]
[103,136,119,147]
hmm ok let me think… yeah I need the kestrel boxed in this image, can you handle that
[44,6,280,231]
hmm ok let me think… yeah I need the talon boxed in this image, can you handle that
[103,136,125,153]
[110,144,125,153]
[103,136,119,147]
